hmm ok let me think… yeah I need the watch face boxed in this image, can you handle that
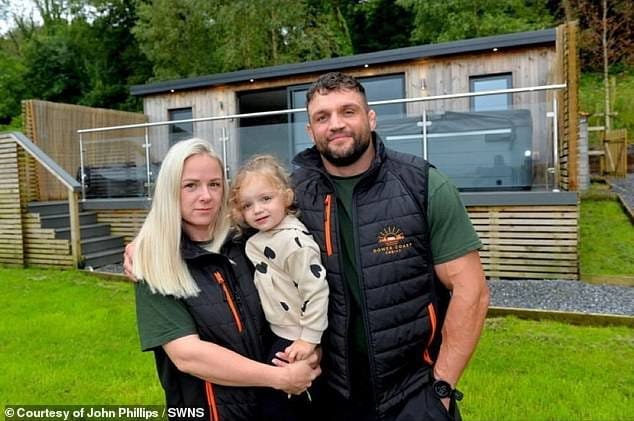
[433,380,452,399]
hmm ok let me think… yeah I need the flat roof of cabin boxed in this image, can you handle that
[130,28,556,97]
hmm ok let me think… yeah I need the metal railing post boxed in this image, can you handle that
[221,126,229,181]
[79,132,86,201]
[422,107,428,160]
[552,97,560,190]
[144,126,152,199]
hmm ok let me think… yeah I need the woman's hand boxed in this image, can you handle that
[276,359,321,395]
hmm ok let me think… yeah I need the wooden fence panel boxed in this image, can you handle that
[603,129,628,177]
[468,205,579,279]
[0,137,24,266]
[22,99,147,201]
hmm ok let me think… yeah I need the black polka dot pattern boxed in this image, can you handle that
[255,262,268,273]
[264,246,276,259]
[310,264,322,278]
[294,237,302,248]
[301,299,309,313]
[280,302,289,311]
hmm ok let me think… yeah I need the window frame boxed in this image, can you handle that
[469,73,513,111]
[168,107,194,146]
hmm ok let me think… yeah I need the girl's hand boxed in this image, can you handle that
[285,339,317,362]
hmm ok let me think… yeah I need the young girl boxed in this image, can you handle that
[229,155,329,365]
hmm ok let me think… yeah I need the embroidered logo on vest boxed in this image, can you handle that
[372,225,413,255]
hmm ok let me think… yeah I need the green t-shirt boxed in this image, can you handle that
[135,281,197,352]
[331,166,481,400]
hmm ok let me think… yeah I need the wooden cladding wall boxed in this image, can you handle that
[92,203,578,280]
[22,100,147,201]
[0,137,24,266]
[96,209,148,244]
[468,205,578,279]
[0,134,74,268]
[22,212,73,268]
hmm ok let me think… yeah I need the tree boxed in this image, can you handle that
[0,48,26,126]
[77,0,152,110]
[397,0,555,44]
[1,0,151,113]
[574,0,633,71]
[21,24,89,103]
[133,0,353,80]
[339,0,415,53]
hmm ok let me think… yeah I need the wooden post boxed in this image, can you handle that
[68,189,83,268]
[566,21,579,191]
[602,0,611,131]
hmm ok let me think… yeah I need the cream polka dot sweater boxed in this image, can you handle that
[245,215,329,344]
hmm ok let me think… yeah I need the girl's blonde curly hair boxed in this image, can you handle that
[228,155,297,232]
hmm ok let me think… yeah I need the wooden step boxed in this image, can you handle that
[40,212,97,229]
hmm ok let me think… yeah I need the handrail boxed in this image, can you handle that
[76,83,568,199]
[1,131,82,268]
[3,132,81,191]
[77,84,567,133]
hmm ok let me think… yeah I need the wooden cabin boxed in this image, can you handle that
[1,23,581,279]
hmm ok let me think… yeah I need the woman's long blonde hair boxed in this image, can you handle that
[132,138,231,298]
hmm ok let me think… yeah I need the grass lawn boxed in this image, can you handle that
[1,267,633,420]
[0,267,162,405]
[461,317,633,420]
[579,197,634,276]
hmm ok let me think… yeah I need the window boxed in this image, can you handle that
[237,88,289,166]
[168,108,193,146]
[470,73,512,111]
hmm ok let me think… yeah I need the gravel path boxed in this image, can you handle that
[95,263,633,316]
[488,279,633,316]
[608,173,634,214]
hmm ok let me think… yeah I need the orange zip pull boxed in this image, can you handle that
[423,302,437,365]
[213,271,244,333]
[324,194,333,256]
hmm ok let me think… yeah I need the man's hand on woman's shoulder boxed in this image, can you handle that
[123,241,138,282]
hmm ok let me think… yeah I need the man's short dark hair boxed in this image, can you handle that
[306,72,367,109]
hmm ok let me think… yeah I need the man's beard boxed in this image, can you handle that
[317,134,371,167]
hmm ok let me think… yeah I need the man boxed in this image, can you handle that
[288,72,489,420]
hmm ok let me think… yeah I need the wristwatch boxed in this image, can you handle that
[432,379,464,401]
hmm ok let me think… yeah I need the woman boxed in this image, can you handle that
[131,138,320,420]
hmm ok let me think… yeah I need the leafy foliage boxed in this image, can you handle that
[574,0,633,71]
[339,0,415,53]
[0,0,632,125]
[397,0,555,44]
[134,0,352,79]
[0,48,26,125]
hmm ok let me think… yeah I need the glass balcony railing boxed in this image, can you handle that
[77,84,564,200]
